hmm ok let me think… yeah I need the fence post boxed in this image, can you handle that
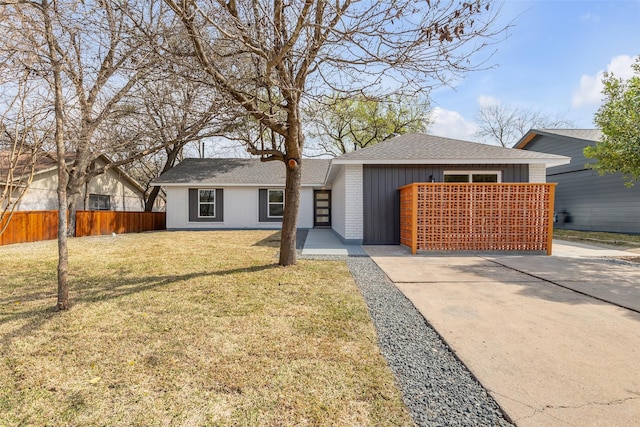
[547,184,556,256]
[411,183,418,254]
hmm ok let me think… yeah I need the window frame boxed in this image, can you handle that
[267,188,285,218]
[197,188,216,218]
[443,171,502,183]
[88,193,111,211]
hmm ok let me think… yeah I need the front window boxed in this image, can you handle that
[198,189,216,217]
[444,171,501,183]
[268,189,284,218]
[89,194,111,211]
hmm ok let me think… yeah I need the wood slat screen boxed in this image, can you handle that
[0,211,166,246]
[399,183,556,255]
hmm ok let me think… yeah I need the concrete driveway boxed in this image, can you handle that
[366,241,640,426]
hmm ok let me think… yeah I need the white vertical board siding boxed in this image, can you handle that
[529,164,547,183]
[165,186,314,230]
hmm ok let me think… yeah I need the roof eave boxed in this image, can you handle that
[151,182,323,187]
[330,158,567,165]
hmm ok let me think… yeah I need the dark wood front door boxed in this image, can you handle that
[314,190,331,227]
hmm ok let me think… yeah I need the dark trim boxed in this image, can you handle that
[258,188,283,222]
[189,188,224,222]
[313,190,331,227]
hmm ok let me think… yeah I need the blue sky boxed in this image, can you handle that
[429,0,640,143]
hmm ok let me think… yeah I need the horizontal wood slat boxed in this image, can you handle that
[399,183,556,255]
[0,211,166,246]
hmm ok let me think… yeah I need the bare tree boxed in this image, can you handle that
[0,70,53,233]
[476,103,574,147]
[165,0,504,266]
[1,0,190,309]
[110,67,244,211]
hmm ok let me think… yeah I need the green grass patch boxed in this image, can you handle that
[0,231,413,426]
[554,228,640,248]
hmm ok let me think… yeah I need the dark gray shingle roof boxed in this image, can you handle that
[332,133,568,164]
[152,158,330,186]
[532,129,602,142]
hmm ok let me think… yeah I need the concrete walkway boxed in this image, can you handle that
[301,228,367,256]
[365,242,640,426]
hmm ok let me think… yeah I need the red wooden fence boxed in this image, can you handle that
[399,183,556,255]
[0,210,166,246]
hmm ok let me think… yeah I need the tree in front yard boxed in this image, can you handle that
[165,0,506,266]
[584,57,640,186]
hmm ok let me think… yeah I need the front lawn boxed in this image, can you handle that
[0,231,412,426]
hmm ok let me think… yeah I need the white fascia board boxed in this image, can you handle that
[152,182,320,187]
[331,157,571,167]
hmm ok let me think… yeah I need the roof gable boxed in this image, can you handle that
[1,151,146,194]
[515,129,602,149]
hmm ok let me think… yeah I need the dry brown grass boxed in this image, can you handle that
[0,231,413,426]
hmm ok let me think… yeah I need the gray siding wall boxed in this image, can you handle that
[524,135,640,233]
[363,164,529,245]
[554,169,640,233]
[524,134,591,174]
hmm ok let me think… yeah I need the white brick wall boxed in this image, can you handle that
[331,168,346,239]
[343,164,363,241]
[529,164,547,183]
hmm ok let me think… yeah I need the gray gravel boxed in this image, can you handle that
[302,247,513,426]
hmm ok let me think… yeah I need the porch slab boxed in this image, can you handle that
[301,228,366,256]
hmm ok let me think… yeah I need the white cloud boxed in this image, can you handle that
[429,107,480,141]
[580,12,600,23]
[572,54,638,108]
[477,95,501,108]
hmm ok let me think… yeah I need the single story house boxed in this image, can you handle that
[516,129,640,234]
[1,152,159,212]
[153,133,569,246]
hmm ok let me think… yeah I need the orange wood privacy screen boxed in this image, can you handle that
[399,183,556,255]
[0,210,166,246]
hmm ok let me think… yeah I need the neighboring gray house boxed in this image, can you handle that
[516,129,640,234]
[153,133,569,244]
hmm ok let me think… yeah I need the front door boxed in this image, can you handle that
[314,190,331,228]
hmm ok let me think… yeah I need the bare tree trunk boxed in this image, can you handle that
[144,186,161,212]
[42,0,70,310]
[66,191,81,237]
[279,160,301,266]
[145,146,182,211]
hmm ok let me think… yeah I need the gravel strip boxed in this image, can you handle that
[301,250,513,426]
